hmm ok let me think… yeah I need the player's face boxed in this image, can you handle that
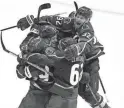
[50,35,58,47]
[74,14,88,29]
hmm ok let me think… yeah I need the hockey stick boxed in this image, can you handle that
[0,11,65,32]
[1,25,17,32]
[0,31,53,77]
[99,75,109,102]
[0,31,18,56]
[73,1,109,102]
[0,3,65,77]
[0,26,18,57]
[0,4,48,31]
[37,3,51,22]
[0,30,75,89]
[74,1,78,11]
[87,84,102,108]
[51,0,124,16]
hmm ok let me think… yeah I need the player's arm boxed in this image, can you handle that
[77,33,105,61]
[27,52,76,97]
[17,15,34,31]
[39,15,74,32]
[64,25,105,61]
[17,15,74,32]
[64,36,104,61]
[78,22,105,60]
[16,52,28,79]
[16,52,75,97]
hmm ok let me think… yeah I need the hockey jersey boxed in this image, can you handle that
[18,35,84,87]
[76,23,105,61]
[53,58,84,86]
[39,15,104,60]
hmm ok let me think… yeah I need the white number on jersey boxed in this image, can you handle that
[70,63,83,85]
[25,65,49,81]
[56,16,63,26]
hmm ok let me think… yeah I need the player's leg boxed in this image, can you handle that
[78,58,110,108]
[18,82,51,108]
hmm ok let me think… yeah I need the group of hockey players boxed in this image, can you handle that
[1,3,111,108]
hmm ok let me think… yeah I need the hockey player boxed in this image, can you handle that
[68,8,110,108]
[17,6,110,108]
[16,22,89,108]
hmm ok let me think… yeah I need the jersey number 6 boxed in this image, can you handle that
[70,63,83,85]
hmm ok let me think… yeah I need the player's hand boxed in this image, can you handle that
[16,64,25,79]
[80,72,90,84]
[17,53,27,65]
[17,15,34,31]
[64,44,79,61]
[24,65,50,82]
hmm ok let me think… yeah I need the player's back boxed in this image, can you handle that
[53,58,83,86]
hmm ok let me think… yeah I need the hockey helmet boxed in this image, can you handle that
[39,25,58,38]
[76,6,92,19]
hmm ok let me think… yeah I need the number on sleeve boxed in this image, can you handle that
[39,65,49,81]
[56,16,63,26]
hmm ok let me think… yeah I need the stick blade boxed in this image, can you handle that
[74,1,78,11]
[39,3,51,10]
[37,3,51,21]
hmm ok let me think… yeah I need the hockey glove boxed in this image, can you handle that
[17,53,27,65]
[80,72,90,84]
[17,15,34,30]
[16,64,25,79]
